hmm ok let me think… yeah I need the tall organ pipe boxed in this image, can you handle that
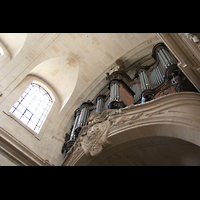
[70,113,80,140]
[82,107,88,126]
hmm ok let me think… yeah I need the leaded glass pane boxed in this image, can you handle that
[10,83,53,134]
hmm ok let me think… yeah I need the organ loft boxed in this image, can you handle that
[0,33,200,166]
[61,42,199,165]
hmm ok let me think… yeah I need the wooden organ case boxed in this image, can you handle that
[61,42,198,157]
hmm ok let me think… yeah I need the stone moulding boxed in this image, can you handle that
[0,127,53,166]
[61,92,200,166]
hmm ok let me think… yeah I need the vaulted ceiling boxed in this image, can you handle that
[0,33,162,122]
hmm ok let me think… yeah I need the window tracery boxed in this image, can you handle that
[10,83,53,133]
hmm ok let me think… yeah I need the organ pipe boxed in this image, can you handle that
[143,71,150,89]
[157,51,167,69]
[139,72,145,91]
[70,113,80,140]
[77,107,88,127]
[162,48,176,65]
[157,66,164,82]
[110,83,119,101]
[96,98,103,113]
[159,49,170,67]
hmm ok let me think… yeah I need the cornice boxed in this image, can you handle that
[0,127,53,166]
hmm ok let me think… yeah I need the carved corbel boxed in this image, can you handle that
[80,120,111,157]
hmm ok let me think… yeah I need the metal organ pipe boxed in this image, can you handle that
[157,66,164,82]
[142,71,150,89]
[114,83,116,100]
[155,67,161,84]
[154,68,159,86]
[110,84,114,101]
[152,70,156,87]
[157,51,167,69]
[96,98,103,113]
[110,83,119,101]
[82,107,88,126]
[77,110,83,127]
[132,83,141,102]
[159,49,170,67]
[70,113,80,140]
[116,83,119,100]
[162,48,176,65]
[139,72,145,91]
[150,71,155,88]
[158,64,165,78]
[77,107,88,127]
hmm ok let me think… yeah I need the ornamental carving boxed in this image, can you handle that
[80,120,111,157]
[184,33,200,50]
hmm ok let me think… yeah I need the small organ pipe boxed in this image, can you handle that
[157,51,167,69]
[158,64,165,78]
[155,68,161,84]
[116,83,119,100]
[142,72,146,90]
[157,66,164,82]
[96,98,103,113]
[114,83,117,100]
[110,84,114,101]
[143,71,150,89]
[161,48,172,65]
[139,72,145,90]
[150,71,155,88]
[154,67,159,86]
[152,70,156,87]
[162,48,175,65]
[159,49,170,67]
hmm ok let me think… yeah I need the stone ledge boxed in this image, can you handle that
[0,127,53,166]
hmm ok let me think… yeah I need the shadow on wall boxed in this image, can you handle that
[29,55,80,112]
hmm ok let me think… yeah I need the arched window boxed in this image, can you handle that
[10,83,53,133]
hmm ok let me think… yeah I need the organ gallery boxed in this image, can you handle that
[0,33,200,166]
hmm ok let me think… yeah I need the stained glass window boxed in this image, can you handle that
[10,83,53,133]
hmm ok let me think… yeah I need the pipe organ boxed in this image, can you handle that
[61,42,198,156]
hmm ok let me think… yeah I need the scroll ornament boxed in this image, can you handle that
[78,110,120,157]
[184,33,200,50]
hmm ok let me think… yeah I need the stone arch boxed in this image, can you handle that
[0,33,27,59]
[29,55,80,112]
[62,92,200,166]
[0,41,11,69]
[74,123,200,166]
